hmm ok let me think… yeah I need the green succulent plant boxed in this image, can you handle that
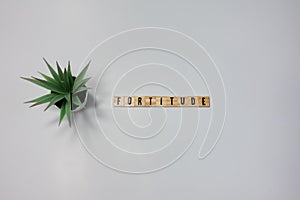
[21,58,91,127]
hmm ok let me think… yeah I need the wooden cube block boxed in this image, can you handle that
[198,96,210,107]
[123,96,135,106]
[155,96,162,106]
[169,96,179,106]
[177,96,187,106]
[114,96,123,106]
[145,96,156,106]
[134,96,146,106]
[183,96,199,107]
[162,96,170,106]
[155,96,167,106]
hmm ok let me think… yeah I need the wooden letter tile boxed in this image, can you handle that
[198,96,210,107]
[123,96,135,106]
[114,96,123,106]
[145,96,156,106]
[188,96,199,107]
[134,96,146,106]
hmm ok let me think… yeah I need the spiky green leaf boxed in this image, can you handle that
[55,61,67,91]
[67,61,74,86]
[44,94,66,111]
[72,77,91,93]
[65,93,71,103]
[38,72,65,91]
[31,76,66,93]
[58,101,66,126]
[56,61,64,78]
[66,101,72,127]
[43,58,60,82]
[63,68,71,92]
[73,86,89,94]
[21,77,65,94]
[72,95,82,106]
[24,93,56,107]
[73,61,90,89]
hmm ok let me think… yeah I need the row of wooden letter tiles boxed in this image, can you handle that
[114,96,210,107]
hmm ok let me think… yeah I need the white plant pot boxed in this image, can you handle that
[72,90,88,112]
[53,90,88,112]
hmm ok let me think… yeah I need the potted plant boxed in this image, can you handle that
[21,58,91,127]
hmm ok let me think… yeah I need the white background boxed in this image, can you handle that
[1,0,300,199]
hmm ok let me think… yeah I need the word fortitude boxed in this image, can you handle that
[114,96,210,107]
